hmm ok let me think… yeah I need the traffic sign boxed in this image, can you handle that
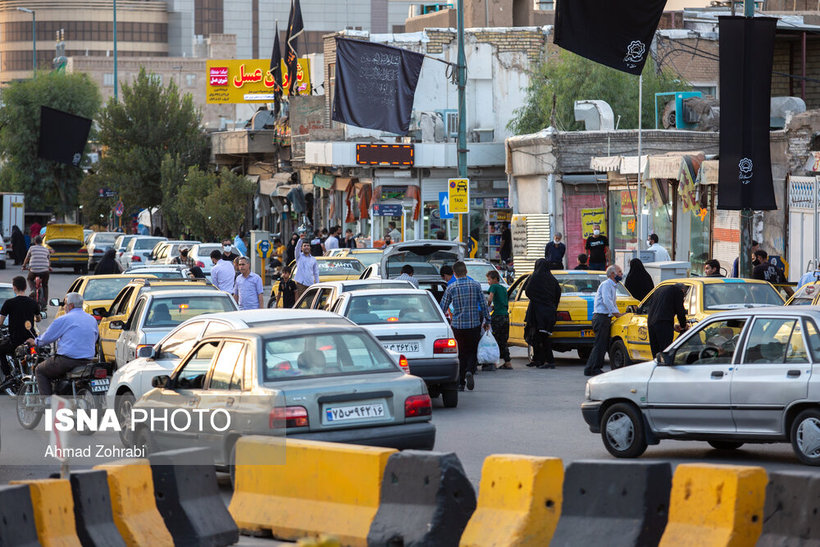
[448,178,469,214]
[439,192,454,219]
[114,201,124,217]
[256,239,272,258]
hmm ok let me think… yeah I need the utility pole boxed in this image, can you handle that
[113,0,118,100]
[738,0,755,277]
[457,0,469,245]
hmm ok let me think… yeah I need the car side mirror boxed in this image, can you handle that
[625,305,637,314]
[109,320,124,330]
[92,307,108,318]
[137,346,155,359]
[656,351,674,366]
[151,375,170,388]
[49,298,61,307]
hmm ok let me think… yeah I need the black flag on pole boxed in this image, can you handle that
[38,106,92,167]
[717,16,777,211]
[284,0,304,96]
[554,0,665,75]
[332,37,424,135]
[269,21,283,115]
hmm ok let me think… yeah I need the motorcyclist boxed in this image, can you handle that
[0,276,41,388]
[26,292,97,402]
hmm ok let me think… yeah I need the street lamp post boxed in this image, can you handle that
[16,8,35,76]
[113,0,118,100]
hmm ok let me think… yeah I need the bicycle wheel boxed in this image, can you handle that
[16,382,43,430]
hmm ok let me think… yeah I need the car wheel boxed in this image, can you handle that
[116,391,136,447]
[577,347,592,361]
[609,339,632,370]
[791,409,820,465]
[441,388,458,408]
[600,403,648,458]
[708,440,744,450]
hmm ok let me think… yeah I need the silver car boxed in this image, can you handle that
[112,289,238,368]
[86,232,120,269]
[149,240,201,265]
[119,236,167,269]
[582,307,820,465]
[133,323,435,465]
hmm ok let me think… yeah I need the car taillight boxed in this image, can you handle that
[196,261,205,268]
[94,249,103,254]
[79,247,87,253]
[405,395,432,418]
[269,406,309,428]
[132,255,141,262]
[93,368,107,379]
[433,338,458,354]
[93,315,102,321]
[398,355,409,373]
[556,310,571,321]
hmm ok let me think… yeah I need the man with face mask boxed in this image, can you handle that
[585,224,609,271]
[544,232,566,270]
[172,245,195,268]
[221,240,240,262]
[584,264,623,377]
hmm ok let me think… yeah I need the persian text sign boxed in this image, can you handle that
[206,59,311,104]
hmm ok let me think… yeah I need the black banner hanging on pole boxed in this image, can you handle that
[38,106,92,167]
[554,0,665,75]
[332,37,424,135]
[717,16,777,211]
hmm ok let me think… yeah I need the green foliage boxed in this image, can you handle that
[508,50,690,135]
[92,67,208,217]
[172,167,254,241]
[0,72,101,214]
[159,154,187,236]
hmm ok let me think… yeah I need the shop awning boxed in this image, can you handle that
[590,156,621,172]
[697,160,719,185]
[619,155,649,175]
[648,155,685,179]
[334,177,354,192]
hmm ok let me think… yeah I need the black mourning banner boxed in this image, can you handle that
[269,21,283,116]
[332,37,424,135]
[284,0,304,96]
[717,16,777,211]
[38,106,92,167]
[554,0,665,75]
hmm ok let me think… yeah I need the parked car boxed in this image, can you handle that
[149,240,200,265]
[291,279,414,311]
[463,259,507,293]
[43,224,88,273]
[329,248,383,267]
[125,264,192,279]
[582,307,820,465]
[113,289,237,368]
[786,281,820,305]
[51,273,157,320]
[332,288,460,408]
[113,234,137,264]
[86,232,121,269]
[132,323,435,464]
[119,236,167,269]
[189,243,245,276]
[271,257,365,301]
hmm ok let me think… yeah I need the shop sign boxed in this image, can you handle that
[581,208,606,238]
[373,203,403,216]
[206,59,311,104]
[511,215,528,256]
[448,178,469,214]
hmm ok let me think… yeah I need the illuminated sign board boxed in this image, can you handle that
[206,59,311,104]
[355,144,414,166]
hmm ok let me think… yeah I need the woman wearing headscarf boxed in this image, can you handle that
[10,226,26,265]
[285,233,299,265]
[624,258,654,301]
[95,248,122,275]
[524,258,562,369]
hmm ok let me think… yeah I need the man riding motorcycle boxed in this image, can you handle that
[26,292,97,402]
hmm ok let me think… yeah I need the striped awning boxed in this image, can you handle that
[619,155,649,175]
[590,156,621,172]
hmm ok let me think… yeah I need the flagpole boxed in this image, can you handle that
[739,0,754,278]
[457,0,469,245]
[637,73,644,250]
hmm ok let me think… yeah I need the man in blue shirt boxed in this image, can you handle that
[27,292,98,398]
[584,265,623,377]
[234,257,264,310]
[440,261,490,391]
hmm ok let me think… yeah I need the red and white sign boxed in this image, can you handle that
[49,396,70,462]
[209,67,228,86]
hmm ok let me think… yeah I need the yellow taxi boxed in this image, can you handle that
[328,248,383,267]
[609,277,786,367]
[96,278,214,363]
[785,281,820,305]
[507,270,639,361]
[51,274,157,319]
[270,257,365,306]
[43,224,88,274]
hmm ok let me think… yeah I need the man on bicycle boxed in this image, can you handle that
[21,235,52,307]
[0,276,41,385]
[26,292,97,401]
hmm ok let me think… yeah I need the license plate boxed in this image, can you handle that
[382,342,420,353]
[325,403,385,422]
[580,329,594,337]
[90,379,109,393]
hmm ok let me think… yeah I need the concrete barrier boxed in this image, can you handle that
[459,455,563,547]
[95,459,174,547]
[69,470,126,547]
[757,470,820,546]
[659,463,767,547]
[368,450,476,547]
[8,479,81,547]
[228,436,396,546]
[149,447,239,547]
[0,484,40,547]
[550,460,671,547]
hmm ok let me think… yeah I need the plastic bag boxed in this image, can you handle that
[477,329,500,365]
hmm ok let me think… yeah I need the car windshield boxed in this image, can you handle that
[317,259,364,276]
[385,248,460,278]
[134,238,164,250]
[144,295,235,328]
[264,331,397,381]
[351,252,382,267]
[465,263,500,282]
[83,278,134,301]
[385,262,440,277]
[129,270,187,279]
[0,286,14,309]
[552,273,632,297]
[346,293,442,325]
[789,283,818,306]
[703,282,784,310]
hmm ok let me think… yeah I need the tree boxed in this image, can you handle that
[508,50,690,135]
[92,68,209,217]
[172,167,255,241]
[0,72,101,215]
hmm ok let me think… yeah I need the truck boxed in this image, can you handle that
[0,193,24,268]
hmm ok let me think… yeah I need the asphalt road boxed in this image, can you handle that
[0,266,809,488]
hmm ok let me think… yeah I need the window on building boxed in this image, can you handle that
[534,0,555,9]
[103,73,115,87]
[693,85,717,99]
[186,73,196,87]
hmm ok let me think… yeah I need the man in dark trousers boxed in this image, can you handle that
[585,224,609,271]
[647,283,688,357]
[544,232,566,270]
[584,265,622,376]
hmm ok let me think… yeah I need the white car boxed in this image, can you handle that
[463,259,508,293]
[107,309,353,445]
[119,236,167,269]
[124,264,191,279]
[189,243,245,276]
[149,240,201,265]
[291,279,414,311]
[331,288,460,407]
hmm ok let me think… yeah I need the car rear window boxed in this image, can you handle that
[263,331,397,380]
[351,252,382,267]
[465,263,499,280]
[134,238,164,250]
[345,293,442,325]
[0,286,14,309]
[144,295,235,328]
[385,262,440,277]
[83,278,133,301]
[547,273,632,297]
[92,234,118,245]
[703,282,784,310]
[130,270,187,279]
[317,260,364,275]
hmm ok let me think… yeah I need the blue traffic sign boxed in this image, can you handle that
[439,192,453,219]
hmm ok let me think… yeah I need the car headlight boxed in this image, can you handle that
[585,382,591,400]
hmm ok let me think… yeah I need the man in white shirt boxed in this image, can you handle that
[210,249,236,294]
[293,241,320,299]
[647,233,671,262]
[325,226,340,250]
[584,264,623,377]
[388,221,402,243]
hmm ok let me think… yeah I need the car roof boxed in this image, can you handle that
[343,288,434,297]
[199,309,342,322]
[80,274,158,280]
[706,306,820,319]
[202,322,367,342]
[127,264,188,270]
[308,279,413,289]
[663,277,771,285]
[140,289,227,299]
[316,256,363,262]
